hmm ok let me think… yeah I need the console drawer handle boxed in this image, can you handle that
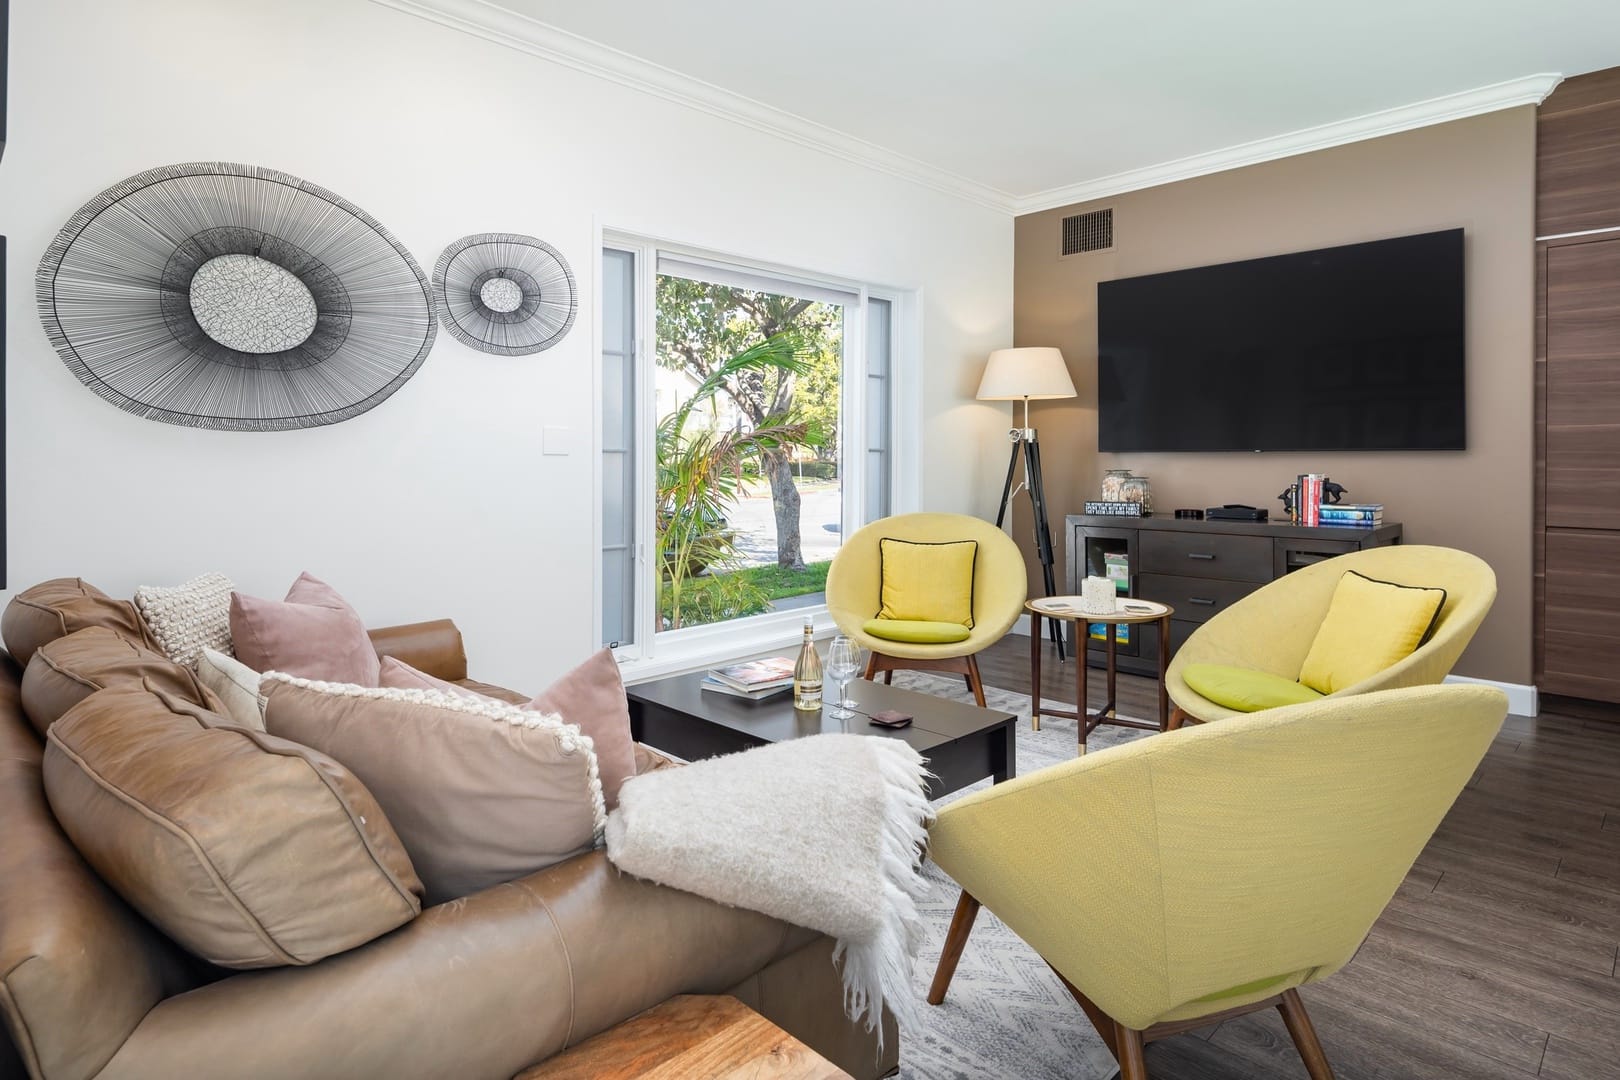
[1188,597,1217,606]
[1187,552,1216,561]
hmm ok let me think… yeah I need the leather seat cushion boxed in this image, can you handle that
[2,578,161,668]
[43,681,423,968]
[21,627,225,737]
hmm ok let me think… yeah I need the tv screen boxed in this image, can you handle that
[1096,229,1465,452]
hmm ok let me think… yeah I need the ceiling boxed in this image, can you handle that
[447,0,1620,208]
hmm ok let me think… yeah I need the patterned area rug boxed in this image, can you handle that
[887,670,1154,1080]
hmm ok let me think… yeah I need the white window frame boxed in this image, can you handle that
[593,228,920,680]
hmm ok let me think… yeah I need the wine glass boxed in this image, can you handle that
[826,637,863,720]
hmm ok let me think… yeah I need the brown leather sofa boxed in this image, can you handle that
[0,589,897,1080]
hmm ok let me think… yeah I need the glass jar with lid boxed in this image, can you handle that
[1101,468,1132,502]
[1121,473,1153,514]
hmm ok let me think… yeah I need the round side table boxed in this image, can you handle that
[1025,598,1175,752]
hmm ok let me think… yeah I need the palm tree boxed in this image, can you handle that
[657,333,817,630]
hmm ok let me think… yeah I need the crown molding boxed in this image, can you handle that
[366,0,1020,213]
[1012,73,1563,215]
[365,1,1561,222]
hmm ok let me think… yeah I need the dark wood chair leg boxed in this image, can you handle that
[1114,1023,1149,1080]
[927,891,981,1005]
[884,670,894,685]
[965,654,988,707]
[863,654,879,680]
[1166,706,1188,731]
[1277,989,1336,1079]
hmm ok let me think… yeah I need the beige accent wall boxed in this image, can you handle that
[1012,107,1536,683]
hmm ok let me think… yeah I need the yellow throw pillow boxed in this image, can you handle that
[877,538,977,628]
[1182,663,1324,713]
[1298,570,1447,694]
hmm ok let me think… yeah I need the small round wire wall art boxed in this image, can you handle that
[35,162,437,431]
[433,233,577,356]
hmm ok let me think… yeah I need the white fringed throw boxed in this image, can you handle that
[603,733,934,1041]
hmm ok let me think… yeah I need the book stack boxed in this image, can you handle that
[1296,473,1326,526]
[700,656,796,701]
[1318,503,1385,529]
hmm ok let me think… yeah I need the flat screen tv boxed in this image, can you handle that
[1096,228,1465,452]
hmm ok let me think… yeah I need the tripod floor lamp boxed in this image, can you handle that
[977,347,1077,660]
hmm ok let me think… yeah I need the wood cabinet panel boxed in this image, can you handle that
[1537,68,1620,237]
[1546,239,1620,530]
[1137,573,1261,625]
[1138,530,1272,583]
[1542,528,1620,703]
[1535,68,1620,699]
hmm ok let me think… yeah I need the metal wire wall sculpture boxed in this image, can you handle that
[36,162,436,431]
[434,233,577,355]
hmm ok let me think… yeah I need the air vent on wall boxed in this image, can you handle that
[1061,208,1113,256]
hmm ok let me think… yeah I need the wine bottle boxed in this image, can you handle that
[793,620,823,712]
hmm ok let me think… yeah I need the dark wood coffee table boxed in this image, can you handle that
[626,674,1017,798]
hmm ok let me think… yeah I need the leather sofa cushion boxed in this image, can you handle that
[21,627,226,738]
[262,674,605,906]
[43,681,423,969]
[2,578,160,669]
[369,619,469,683]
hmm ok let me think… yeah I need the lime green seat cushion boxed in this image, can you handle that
[862,618,973,645]
[1182,663,1324,713]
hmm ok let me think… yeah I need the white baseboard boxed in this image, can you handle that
[1011,615,1540,716]
[1444,675,1539,718]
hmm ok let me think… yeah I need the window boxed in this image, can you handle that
[600,248,637,648]
[600,236,903,660]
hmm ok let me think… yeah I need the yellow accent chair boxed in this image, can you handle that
[826,513,1027,706]
[1167,545,1496,728]
[926,683,1508,1080]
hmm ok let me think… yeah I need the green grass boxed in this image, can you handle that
[726,559,831,600]
[658,559,831,630]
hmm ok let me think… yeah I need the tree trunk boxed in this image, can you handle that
[763,448,804,569]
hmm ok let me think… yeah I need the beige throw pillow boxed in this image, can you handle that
[134,572,236,668]
[262,674,606,906]
[198,646,267,731]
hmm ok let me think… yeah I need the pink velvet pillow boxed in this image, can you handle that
[528,649,637,812]
[379,649,637,810]
[377,656,484,701]
[230,573,381,687]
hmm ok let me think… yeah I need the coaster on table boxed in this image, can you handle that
[867,709,913,729]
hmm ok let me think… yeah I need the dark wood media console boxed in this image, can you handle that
[1064,514,1403,677]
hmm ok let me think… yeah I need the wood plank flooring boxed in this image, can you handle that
[973,635,1620,1080]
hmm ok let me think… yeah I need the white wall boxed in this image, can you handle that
[0,0,1013,689]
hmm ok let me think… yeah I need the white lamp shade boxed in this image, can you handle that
[975,347,1076,401]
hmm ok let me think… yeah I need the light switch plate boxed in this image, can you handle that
[542,426,579,456]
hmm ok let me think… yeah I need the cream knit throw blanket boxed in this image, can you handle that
[603,733,934,1040]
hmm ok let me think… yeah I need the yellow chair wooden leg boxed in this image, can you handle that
[927,891,981,1005]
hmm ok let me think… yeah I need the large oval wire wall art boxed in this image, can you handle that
[434,233,577,356]
[36,162,437,431]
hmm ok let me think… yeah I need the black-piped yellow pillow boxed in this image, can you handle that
[1298,570,1446,694]
[877,538,977,628]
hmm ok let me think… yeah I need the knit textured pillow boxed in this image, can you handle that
[135,572,236,668]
